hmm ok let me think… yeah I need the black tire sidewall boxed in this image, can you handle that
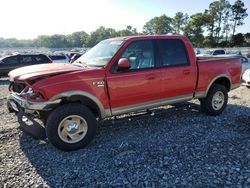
[46,103,97,151]
[201,84,228,116]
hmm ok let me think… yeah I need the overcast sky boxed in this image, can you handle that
[0,0,249,39]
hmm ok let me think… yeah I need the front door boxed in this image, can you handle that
[106,39,163,115]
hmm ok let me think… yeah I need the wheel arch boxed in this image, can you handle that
[49,91,110,119]
[205,75,231,97]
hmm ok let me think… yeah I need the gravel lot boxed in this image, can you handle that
[0,76,250,187]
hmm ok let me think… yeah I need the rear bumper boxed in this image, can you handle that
[7,93,61,112]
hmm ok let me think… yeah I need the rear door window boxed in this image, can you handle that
[34,55,50,63]
[156,39,189,67]
[20,55,33,64]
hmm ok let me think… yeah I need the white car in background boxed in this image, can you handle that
[241,56,250,74]
[242,69,250,89]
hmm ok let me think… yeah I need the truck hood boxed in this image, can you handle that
[9,63,85,81]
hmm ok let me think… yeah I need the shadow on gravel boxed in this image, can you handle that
[19,103,250,187]
[17,110,46,139]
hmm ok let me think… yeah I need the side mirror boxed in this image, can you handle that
[118,58,130,70]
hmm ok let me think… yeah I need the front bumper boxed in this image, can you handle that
[7,93,61,140]
[7,92,61,112]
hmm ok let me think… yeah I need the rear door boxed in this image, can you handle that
[155,39,197,99]
[106,39,163,114]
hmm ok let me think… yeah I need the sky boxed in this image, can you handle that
[0,0,249,39]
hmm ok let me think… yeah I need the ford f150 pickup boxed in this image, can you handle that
[7,35,242,151]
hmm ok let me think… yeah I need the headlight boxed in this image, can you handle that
[22,87,44,100]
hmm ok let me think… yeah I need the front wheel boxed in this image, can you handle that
[46,103,97,151]
[200,84,228,116]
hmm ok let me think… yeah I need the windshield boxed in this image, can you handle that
[74,39,124,67]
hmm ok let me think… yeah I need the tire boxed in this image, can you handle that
[247,86,250,89]
[46,103,97,151]
[200,84,228,116]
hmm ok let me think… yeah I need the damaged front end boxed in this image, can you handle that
[7,80,60,139]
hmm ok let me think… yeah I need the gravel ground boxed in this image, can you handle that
[0,77,250,187]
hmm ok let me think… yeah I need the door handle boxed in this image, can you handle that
[183,70,191,75]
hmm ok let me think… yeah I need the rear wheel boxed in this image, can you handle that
[200,84,228,116]
[46,103,97,151]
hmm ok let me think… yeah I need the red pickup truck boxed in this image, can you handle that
[7,35,241,151]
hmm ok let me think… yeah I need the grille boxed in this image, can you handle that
[10,82,27,93]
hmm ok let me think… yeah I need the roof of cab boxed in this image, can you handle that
[106,35,189,41]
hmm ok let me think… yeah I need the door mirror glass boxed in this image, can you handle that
[118,58,130,70]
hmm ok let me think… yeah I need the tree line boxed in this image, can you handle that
[0,0,248,48]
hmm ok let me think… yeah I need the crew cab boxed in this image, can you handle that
[7,35,242,151]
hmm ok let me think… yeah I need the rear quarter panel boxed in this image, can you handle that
[196,57,241,94]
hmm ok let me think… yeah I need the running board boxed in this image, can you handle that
[108,102,199,124]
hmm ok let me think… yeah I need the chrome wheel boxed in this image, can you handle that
[58,115,88,144]
[212,91,225,110]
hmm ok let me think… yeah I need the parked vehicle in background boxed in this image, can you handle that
[206,49,226,55]
[242,69,250,89]
[197,49,226,57]
[68,49,88,63]
[0,54,52,77]
[195,48,201,55]
[48,54,70,63]
[241,56,250,74]
[215,54,249,75]
[70,53,82,63]
[7,35,242,151]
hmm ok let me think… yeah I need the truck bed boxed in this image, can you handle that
[195,56,242,98]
